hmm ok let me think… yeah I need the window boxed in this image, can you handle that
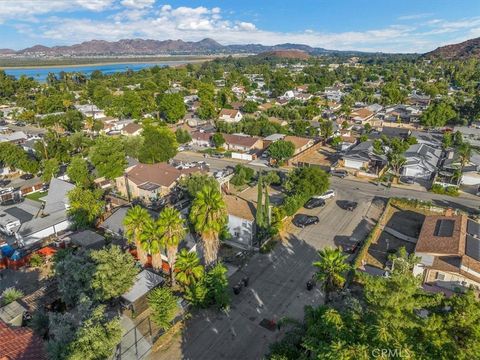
[436,272,445,281]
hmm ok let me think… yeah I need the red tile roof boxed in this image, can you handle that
[0,321,47,360]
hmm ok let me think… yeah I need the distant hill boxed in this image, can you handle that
[257,50,311,60]
[5,38,367,57]
[424,37,480,60]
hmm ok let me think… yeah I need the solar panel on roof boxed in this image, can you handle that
[467,219,480,237]
[466,235,480,261]
[3,207,34,223]
[434,219,454,237]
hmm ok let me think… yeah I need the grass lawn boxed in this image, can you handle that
[25,191,48,202]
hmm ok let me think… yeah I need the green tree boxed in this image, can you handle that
[139,124,178,163]
[90,246,138,302]
[285,167,330,200]
[212,133,225,148]
[420,101,457,128]
[41,158,59,182]
[268,140,295,165]
[158,207,186,285]
[205,263,230,310]
[242,101,258,113]
[89,136,127,180]
[175,128,192,144]
[122,135,144,159]
[140,217,164,270]
[197,100,217,120]
[124,205,151,265]
[159,93,186,123]
[175,249,205,289]
[458,142,472,170]
[319,120,334,140]
[1,287,24,306]
[230,164,255,186]
[68,187,105,229]
[147,287,179,331]
[67,156,92,188]
[313,247,350,303]
[189,185,228,265]
[256,175,264,227]
[180,173,219,198]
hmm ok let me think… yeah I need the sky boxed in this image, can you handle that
[0,0,479,53]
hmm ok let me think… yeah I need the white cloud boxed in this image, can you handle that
[6,3,480,53]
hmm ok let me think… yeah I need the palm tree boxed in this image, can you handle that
[458,142,472,171]
[313,247,350,304]
[123,205,151,265]
[158,207,186,285]
[140,218,163,270]
[189,185,227,266]
[175,249,204,289]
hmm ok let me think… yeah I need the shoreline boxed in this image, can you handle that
[0,57,212,70]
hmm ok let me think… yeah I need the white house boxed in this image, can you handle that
[401,143,442,179]
[224,195,256,249]
[218,109,243,123]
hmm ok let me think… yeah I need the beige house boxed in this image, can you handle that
[218,109,243,123]
[223,134,263,152]
[121,122,142,136]
[414,214,480,293]
[283,135,315,155]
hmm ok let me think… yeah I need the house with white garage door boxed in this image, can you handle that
[341,141,386,174]
[401,143,442,180]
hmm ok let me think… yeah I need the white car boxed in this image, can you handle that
[314,189,336,200]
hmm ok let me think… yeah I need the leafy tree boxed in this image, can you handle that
[313,247,350,303]
[205,263,230,310]
[180,173,219,198]
[90,246,138,302]
[159,93,186,123]
[420,101,457,128]
[231,164,255,186]
[285,167,330,200]
[122,135,144,159]
[268,140,295,165]
[1,287,24,306]
[0,142,39,173]
[158,207,186,285]
[189,185,228,265]
[67,187,105,229]
[175,128,192,144]
[139,124,178,163]
[458,142,472,170]
[147,287,179,331]
[89,136,127,180]
[197,100,217,120]
[124,205,151,265]
[175,249,205,289]
[41,158,59,182]
[67,156,92,188]
[319,120,334,139]
[212,132,225,148]
[242,101,258,113]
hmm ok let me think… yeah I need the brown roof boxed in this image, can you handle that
[224,195,255,221]
[122,122,142,134]
[416,215,468,255]
[430,256,480,284]
[127,163,199,188]
[283,135,312,150]
[258,102,274,111]
[219,109,240,118]
[0,321,47,360]
[191,131,213,142]
[351,108,374,120]
[223,134,261,148]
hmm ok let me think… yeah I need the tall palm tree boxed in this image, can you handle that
[313,247,350,304]
[189,185,227,266]
[175,249,204,289]
[123,205,151,265]
[458,142,472,171]
[140,218,163,270]
[158,207,186,285]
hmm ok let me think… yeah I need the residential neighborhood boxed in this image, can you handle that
[1,2,480,359]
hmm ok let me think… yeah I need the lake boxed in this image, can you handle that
[2,60,196,82]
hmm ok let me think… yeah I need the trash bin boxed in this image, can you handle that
[233,284,242,295]
[242,276,249,287]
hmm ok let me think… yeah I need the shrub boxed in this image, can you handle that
[29,253,43,267]
[431,184,459,197]
[282,194,307,216]
[148,287,179,331]
[1,287,24,306]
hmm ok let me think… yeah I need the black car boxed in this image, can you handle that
[0,120,7,126]
[304,197,326,209]
[292,214,319,228]
[345,201,358,211]
[341,239,362,253]
[20,173,34,180]
[15,121,26,127]
[400,176,414,184]
[331,170,348,178]
[0,179,11,187]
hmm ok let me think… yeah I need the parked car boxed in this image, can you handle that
[344,201,358,211]
[211,153,224,159]
[400,176,414,184]
[0,120,7,126]
[341,239,362,253]
[331,169,348,178]
[14,121,26,127]
[304,198,326,209]
[0,179,11,187]
[314,189,336,200]
[20,173,34,180]
[292,214,319,228]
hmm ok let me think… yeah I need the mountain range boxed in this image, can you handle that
[0,38,363,57]
[424,37,480,60]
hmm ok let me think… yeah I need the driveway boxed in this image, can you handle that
[153,236,323,360]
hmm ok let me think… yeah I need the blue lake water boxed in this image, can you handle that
[2,60,194,82]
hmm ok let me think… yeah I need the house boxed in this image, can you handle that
[190,131,213,147]
[116,162,204,203]
[414,215,480,293]
[223,134,263,152]
[453,126,480,147]
[74,104,106,119]
[121,269,164,314]
[121,122,142,137]
[283,135,315,155]
[408,92,431,108]
[401,143,442,179]
[350,108,374,123]
[0,131,28,144]
[341,141,386,173]
[0,321,47,360]
[263,133,286,148]
[224,195,256,249]
[218,109,243,123]
[68,229,106,250]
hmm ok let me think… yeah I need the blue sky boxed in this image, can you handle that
[0,0,479,52]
